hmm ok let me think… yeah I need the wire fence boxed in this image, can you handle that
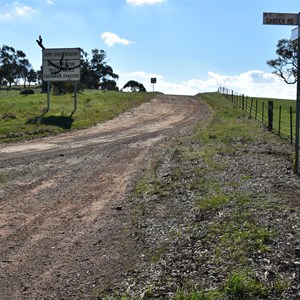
[218,87,295,144]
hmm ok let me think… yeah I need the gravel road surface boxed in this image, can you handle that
[0,94,210,299]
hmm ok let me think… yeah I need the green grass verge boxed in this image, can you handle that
[0,87,158,143]
[127,92,292,299]
[172,92,291,299]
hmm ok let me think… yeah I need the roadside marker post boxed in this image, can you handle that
[151,77,157,92]
[263,12,300,174]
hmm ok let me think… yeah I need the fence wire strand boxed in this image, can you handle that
[218,87,295,144]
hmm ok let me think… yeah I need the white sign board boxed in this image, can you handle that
[263,12,299,25]
[43,48,81,82]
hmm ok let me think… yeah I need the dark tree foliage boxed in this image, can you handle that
[0,45,20,88]
[89,49,119,90]
[0,45,37,89]
[123,80,146,92]
[267,39,298,84]
[78,48,119,90]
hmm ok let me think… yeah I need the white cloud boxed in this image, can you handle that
[208,70,296,100]
[0,2,36,20]
[0,12,12,20]
[118,70,296,99]
[101,32,133,47]
[46,0,55,5]
[127,0,166,5]
[15,3,34,16]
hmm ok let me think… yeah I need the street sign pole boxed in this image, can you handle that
[263,12,300,173]
[150,77,157,92]
[295,13,300,173]
[74,82,77,112]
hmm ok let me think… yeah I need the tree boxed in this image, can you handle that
[267,38,298,84]
[123,80,146,92]
[0,45,19,88]
[16,50,32,88]
[90,49,119,90]
[78,49,119,90]
[100,78,119,91]
[0,45,37,89]
[79,49,98,89]
[26,69,37,87]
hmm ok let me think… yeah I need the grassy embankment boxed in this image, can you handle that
[0,87,157,143]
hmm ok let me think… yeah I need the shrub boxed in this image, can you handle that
[20,89,35,95]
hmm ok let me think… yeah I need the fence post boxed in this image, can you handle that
[255,99,258,120]
[262,102,265,124]
[278,105,282,136]
[242,94,245,110]
[250,98,254,117]
[268,101,274,131]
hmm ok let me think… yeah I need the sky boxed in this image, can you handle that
[1,0,300,99]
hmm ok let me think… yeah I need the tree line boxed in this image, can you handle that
[0,45,37,89]
[0,44,146,92]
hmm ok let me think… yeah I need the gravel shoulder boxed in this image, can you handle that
[0,95,210,300]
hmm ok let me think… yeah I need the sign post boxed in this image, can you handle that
[295,17,300,173]
[263,12,300,173]
[150,77,157,92]
[47,81,50,112]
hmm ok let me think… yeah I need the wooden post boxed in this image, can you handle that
[278,105,282,136]
[255,99,258,120]
[250,98,254,117]
[268,101,274,131]
[242,94,245,110]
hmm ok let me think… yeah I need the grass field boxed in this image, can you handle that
[0,87,158,143]
[0,87,296,144]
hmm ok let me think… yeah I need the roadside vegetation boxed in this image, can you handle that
[0,87,157,143]
[1,88,299,298]
[99,92,299,299]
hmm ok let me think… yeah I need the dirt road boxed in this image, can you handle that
[0,94,210,299]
